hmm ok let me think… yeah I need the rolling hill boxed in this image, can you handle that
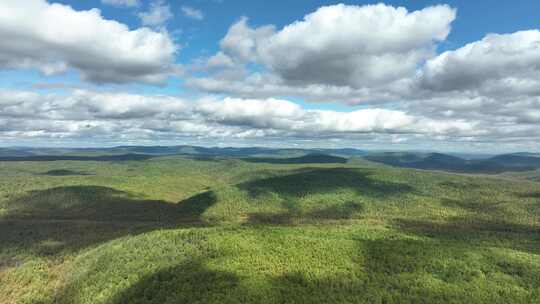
[0,153,539,303]
[364,152,540,173]
[4,145,540,174]
[0,145,368,158]
[242,154,348,164]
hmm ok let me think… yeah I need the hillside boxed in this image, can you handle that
[0,154,539,303]
[489,153,540,167]
[0,145,368,158]
[242,154,348,164]
[364,152,539,173]
[6,145,540,174]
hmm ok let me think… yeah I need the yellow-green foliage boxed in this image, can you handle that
[0,156,539,303]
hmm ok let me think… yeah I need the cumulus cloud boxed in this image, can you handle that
[219,17,275,63]
[189,3,455,101]
[419,30,540,94]
[402,29,540,134]
[181,6,204,21]
[5,88,540,151]
[0,0,178,84]
[204,52,236,69]
[138,0,173,27]
[3,2,540,151]
[256,4,455,88]
[101,0,140,7]
[0,90,188,121]
[70,90,188,119]
[185,71,407,103]
[187,8,540,149]
[0,89,491,146]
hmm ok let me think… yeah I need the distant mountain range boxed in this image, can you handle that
[364,152,540,173]
[1,145,540,173]
[0,153,153,162]
[0,145,369,158]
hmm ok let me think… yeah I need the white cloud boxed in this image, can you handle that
[205,52,236,69]
[0,0,178,84]
[185,7,540,151]
[3,2,540,151]
[101,0,140,7]
[402,29,540,136]
[70,90,188,119]
[205,4,455,88]
[4,88,540,151]
[185,71,407,103]
[219,17,275,63]
[0,89,490,145]
[181,6,204,21]
[256,4,455,88]
[195,97,304,129]
[189,3,455,102]
[138,0,173,27]
[419,30,540,94]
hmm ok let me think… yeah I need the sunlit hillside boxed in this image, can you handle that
[1,155,538,303]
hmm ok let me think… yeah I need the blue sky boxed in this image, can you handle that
[1,0,540,152]
[51,0,540,60]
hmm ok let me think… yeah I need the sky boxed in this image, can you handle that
[1,0,540,152]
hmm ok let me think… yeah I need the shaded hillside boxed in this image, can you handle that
[41,169,90,176]
[489,153,540,167]
[364,152,536,173]
[117,146,367,157]
[242,154,348,164]
[0,153,153,162]
[0,145,367,158]
[2,146,540,173]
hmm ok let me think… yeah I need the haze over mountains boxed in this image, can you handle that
[2,145,540,174]
[365,152,540,173]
